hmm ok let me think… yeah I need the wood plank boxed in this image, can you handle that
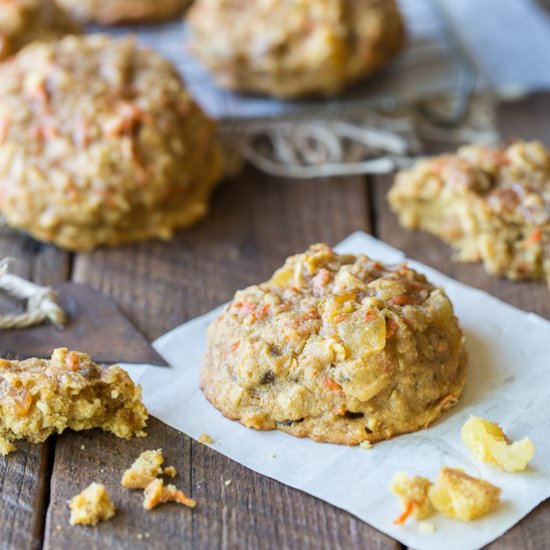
[0,233,70,550]
[369,93,550,549]
[45,169,400,549]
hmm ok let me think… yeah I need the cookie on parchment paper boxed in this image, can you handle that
[202,244,466,445]
[0,34,221,251]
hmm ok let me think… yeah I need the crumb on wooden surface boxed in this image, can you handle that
[121,449,164,489]
[68,483,116,526]
[163,466,177,478]
[143,478,196,510]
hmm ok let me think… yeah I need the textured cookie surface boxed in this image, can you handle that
[55,0,191,24]
[202,244,466,445]
[0,0,79,60]
[389,140,550,286]
[0,348,148,455]
[187,0,405,98]
[0,34,220,250]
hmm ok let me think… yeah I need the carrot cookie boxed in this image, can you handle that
[0,0,79,61]
[201,244,466,445]
[187,0,405,98]
[0,34,221,251]
[54,0,191,25]
[0,348,148,455]
[389,140,550,286]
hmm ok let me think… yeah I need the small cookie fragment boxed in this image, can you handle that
[428,467,501,521]
[198,433,213,444]
[164,466,177,478]
[68,483,116,526]
[390,472,433,524]
[461,416,535,472]
[0,437,16,456]
[121,449,164,489]
[143,478,196,510]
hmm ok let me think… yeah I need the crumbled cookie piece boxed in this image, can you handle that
[0,348,148,455]
[121,449,165,489]
[143,478,196,510]
[198,433,213,444]
[391,472,434,524]
[0,437,16,456]
[428,467,501,521]
[68,483,116,526]
[163,466,177,478]
[389,140,550,286]
[461,416,535,472]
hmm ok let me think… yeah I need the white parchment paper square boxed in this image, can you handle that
[124,232,550,550]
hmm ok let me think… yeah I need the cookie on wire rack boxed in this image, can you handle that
[187,0,405,98]
[54,0,191,25]
[0,0,80,60]
[0,34,221,251]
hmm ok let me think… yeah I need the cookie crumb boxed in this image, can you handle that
[80,445,85,450]
[68,483,116,526]
[198,433,213,444]
[163,466,177,478]
[143,478,196,510]
[360,441,372,450]
[136,533,143,540]
[418,521,436,534]
[122,449,164,489]
[224,479,231,486]
[269,452,276,459]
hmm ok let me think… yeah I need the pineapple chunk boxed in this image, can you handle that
[461,416,535,472]
[391,472,434,523]
[428,467,500,521]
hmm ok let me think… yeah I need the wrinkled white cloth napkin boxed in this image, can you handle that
[123,232,550,550]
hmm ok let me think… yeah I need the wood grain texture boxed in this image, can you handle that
[0,232,69,550]
[45,169,400,550]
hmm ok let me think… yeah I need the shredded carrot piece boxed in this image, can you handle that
[385,318,399,338]
[229,340,240,351]
[363,310,378,322]
[333,313,346,323]
[322,377,342,392]
[521,228,543,247]
[389,294,420,306]
[393,501,414,525]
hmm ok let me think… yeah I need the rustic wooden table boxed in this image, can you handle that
[1,93,549,550]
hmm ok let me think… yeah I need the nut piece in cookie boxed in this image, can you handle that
[54,0,191,25]
[428,467,501,521]
[201,244,466,445]
[461,416,535,472]
[388,140,550,286]
[0,34,221,251]
[143,478,196,510]
[0,347,148,455]
[391,472,433,524]
[0,0,80,61]
[187,0,405,98]
[69,483,116,526]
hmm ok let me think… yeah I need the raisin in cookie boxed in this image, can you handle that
[187,0,405,98]
[201,244,466,445]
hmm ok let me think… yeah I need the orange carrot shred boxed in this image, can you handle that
[322,377,342,392]
[393,501,413,525]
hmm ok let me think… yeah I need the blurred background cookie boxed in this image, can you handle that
[187,0,405,98]
[54,0,192,25]
[0,0,80,60]
[0,34,221,251]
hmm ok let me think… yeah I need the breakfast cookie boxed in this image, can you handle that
[388,140,550,286]
[201,244,466,445]
[54,0,191,25]
[187,0,405,98]
[0,348,148,455]
[0,34,221,251]
[0,0,80,60]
